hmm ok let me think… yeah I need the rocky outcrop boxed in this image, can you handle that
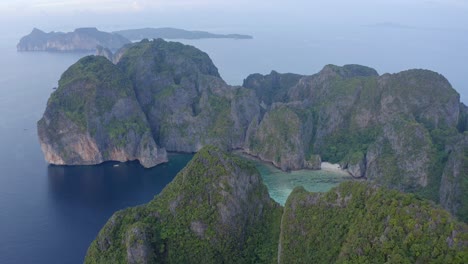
[95,45,113,62]
[17,28,130,52]
[304,154,321,169]
[37,55,167,168]
[243,71,303,105]
[279,182,467,263]
[340,151,366,178]
[96,44,130,64]
[85,149,467,263]
[84,146,282,263]
[244,102,314,171]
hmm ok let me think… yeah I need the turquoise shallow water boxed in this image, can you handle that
[242,156,353,205]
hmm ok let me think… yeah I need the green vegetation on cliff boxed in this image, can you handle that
[85,149,467,263]
[85,146,282,264]
[320,126,381,163]
[279,182,468,263]
[48,56,133,130]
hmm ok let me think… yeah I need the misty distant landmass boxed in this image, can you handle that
[17,28,130,52]
[113,27,253,41]
[17,27,253,52]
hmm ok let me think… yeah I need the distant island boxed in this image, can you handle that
[17,28,130,52]
[17,27,252,52]
[113,27,253,41]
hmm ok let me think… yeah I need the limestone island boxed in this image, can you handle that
[38,38,468,223]
[17,27,130,52]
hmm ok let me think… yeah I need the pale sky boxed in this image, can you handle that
[1,0,466,12]
[1,0,467,34]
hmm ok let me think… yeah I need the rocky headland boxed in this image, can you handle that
[39,38,468,221]
[17,28,130,52]
[37,55,167,168]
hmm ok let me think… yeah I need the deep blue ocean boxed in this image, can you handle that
[0,25,466,263]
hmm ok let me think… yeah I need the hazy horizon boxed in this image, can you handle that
[1,0,468,33]
[1,0,467,103]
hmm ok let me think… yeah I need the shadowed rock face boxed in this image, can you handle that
[17,27,130,52]
[439,134,468,221]
[37,55,167,168]
[84,148,467,263]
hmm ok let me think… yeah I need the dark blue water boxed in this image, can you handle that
[0,31,194,263]
[1,157,192,264]
[0,25,467,264]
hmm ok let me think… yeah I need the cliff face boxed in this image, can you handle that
[84,146,282,264]
[17,28,130,52]
[244,102,315,170]
[115,39,259,152]
[37,56,167,168]
[85,149,467,263]
[279,182,467,263]
[439,134,468,221]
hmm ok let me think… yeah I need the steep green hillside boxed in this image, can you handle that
[279,182,468,263]
[85,146,282,264]
[85,149,467,263]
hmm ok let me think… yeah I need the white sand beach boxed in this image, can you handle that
[321,162,349,175]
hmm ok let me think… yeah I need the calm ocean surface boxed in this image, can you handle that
[0,26,466,263]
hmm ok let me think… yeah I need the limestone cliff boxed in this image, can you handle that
[17,28,130,52]
[37,56,167,168]
[115,39,259,152]
[244,102,314,170]
[439,134,468,221]
[84,146,282,264]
